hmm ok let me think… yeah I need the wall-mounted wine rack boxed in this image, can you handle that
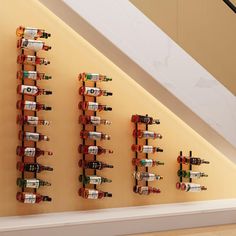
[16,26,53,204]
[176,151,209,192]
[131,114,164,195]
[78,73,113,199]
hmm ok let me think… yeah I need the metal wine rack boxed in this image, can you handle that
[78,74,113,199]
[132,114,163,195]
[16,27,52,202]
[176,151,209,192]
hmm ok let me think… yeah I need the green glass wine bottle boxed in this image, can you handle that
[79,175,112,185]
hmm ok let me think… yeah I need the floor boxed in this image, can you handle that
[130,224,236,236]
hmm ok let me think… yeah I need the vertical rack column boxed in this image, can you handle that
[176,151,209,192]
[78,73,113,200]
[189,151,192,183]
[145,117,148,187]
[82,81,86,189]
[93,81,97,190]
[21,48,25,192]
[16,26,53,204]
[131,114,163,195]
[33,51,37,193]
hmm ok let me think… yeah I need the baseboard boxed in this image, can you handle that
[1,199,236,236]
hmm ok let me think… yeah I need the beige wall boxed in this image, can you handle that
[130,0,236,95]
[0,0,236,217]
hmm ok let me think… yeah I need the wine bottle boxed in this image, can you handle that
[78,188,112,199]
[181,182,207,192]
[17,55,50,65]
[79,86,112,97]
[78,101,112,112]
[133,129,162,139]
[79,115,111,125]
[16,100,52,111]
[17,71,52,80]
[131,144,163,153]
[17,85,52,96]
[131,115,160,125]
[78,144,113,155]
[177,170,208,179]
[78,73,112,82]
[132,158,164,167]
[17,162,53,173]
[17,115,50,126]
[78,160,113,170]
[79,175,112,185]
[16,146,53,158]
[17,178,51,188]
[16,192,52,203]
[133,172,163,181]
[18,131,49,142]
[80,130,111,140]
[177,156,210,165]
[17,38,51,51]
[133,186,161,195]
[16,26,51,39]
[176,182,182,190]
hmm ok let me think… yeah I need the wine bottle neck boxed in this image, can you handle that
[40,180,51,186]
[155,147,163,152]
[104,192,112,197]
[103,164,114,168]
[42,196,52,201]
[156,161,164,165]
[153,119,160,125]
[104,106,112,111]
[42,90,52,95]
[42,166,53,171]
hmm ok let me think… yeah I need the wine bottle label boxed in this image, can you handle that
[24,164,40,172]
[185,183,201,192]
[25,179,40,188]
[190,158,200,165]
[24,71,37,80]
[142,145,153,153]
[23,193,36,203]
[87,189,99,199]
[87,73,99,81]
[139,186,149,195]
[87,102,99,111]
[142,131,155,138]
[26,116,38,125]
[85,87,101,96]
[88,146,98,155]
[88,132,102,140]
[21,39,43,51]
[24,147,36,157]
[141,173,155,181]
[139,116,151,124]
[25,55,36,64]
[90,116,101,125]
[189,171,202,179]
[88,161,102,169]
[25,132,40,141]
[20,85,38,95]
[24,101,36,110]
[89,176,102,184]
[140,159,153,167]
[24,27,38,38]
